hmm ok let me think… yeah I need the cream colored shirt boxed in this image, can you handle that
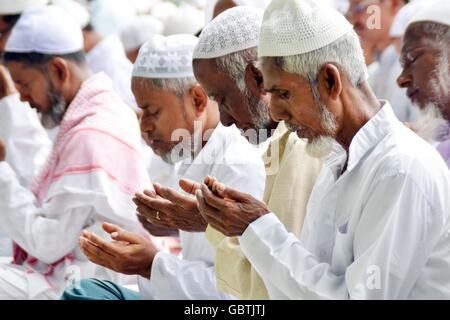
[205,122,323,299]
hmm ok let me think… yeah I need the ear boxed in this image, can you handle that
[317,63,342,102]
[190,84,208,117]
[47,57,70,91]
[244,63,266,97]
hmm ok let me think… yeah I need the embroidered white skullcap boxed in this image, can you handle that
[194,6,263,59]
[52,0,90,29]
[258,0,353,57]
[0,0,48,15]
[390,0,439,38]
[120,15,164,52]
[132,34,198,79]
[407,0,450,29]
[5,5,83,55]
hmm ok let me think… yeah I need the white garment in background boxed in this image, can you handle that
[138,123,266,300]
[369,45,420,123]
[86,35,137,110]
[0,94,51,257]
[0,94,51,187]
[240,102,450,299]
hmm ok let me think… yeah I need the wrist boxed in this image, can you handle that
[139,249,158,279]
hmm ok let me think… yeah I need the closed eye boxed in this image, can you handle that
[150,109,160,117]
[278,90,291,100]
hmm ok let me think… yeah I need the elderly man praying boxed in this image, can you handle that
[195,0,450,299]
[190,6,322,299]
[397,0,450,168]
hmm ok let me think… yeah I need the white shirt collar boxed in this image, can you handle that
[324,101,400,175]
[348,101,400,171]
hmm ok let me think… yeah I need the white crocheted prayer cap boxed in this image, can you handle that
[193,6,263,59]
[132,34,198,79]
[5,5,83,55]
[407,0,450,28]
[120,15,164,52]
[258,0,353,57]
[0,0,48,15]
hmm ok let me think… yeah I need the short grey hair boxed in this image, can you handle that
[132,76,198,97]
[215,47,258,92]
[260,30,368,88]
[405,21,450,45]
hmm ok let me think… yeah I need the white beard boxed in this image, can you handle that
[415,103,448,142]
[305,135,335,158]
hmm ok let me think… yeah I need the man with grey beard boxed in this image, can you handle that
[189,6,322,299]
[195,0,450,299]
[397,0,450,168]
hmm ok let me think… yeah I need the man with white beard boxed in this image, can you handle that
[397,0,450,168]
[194,0,450,299]
[191,6,322,299]
[347,0,420,123]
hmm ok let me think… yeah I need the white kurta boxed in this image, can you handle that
[0,94,51,257]
[369,45,421,123]
[138,123,266,300]
[86,35,137,110]
[240,102,450,299]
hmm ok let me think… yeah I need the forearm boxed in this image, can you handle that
[0,162,90,263]
[240,213,348,300]
[0,94,51,186]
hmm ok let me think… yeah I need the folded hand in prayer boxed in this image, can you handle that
[133,179,207,233]
[136,213,179,237]
[195,176,270,237]
[79,223,158,279]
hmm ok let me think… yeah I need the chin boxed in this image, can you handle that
[305,135,335,159]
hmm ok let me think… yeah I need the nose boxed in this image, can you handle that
[18,90,30,103]
[139,115,156,134]
[396,70,411,89]
[269,101,287,123]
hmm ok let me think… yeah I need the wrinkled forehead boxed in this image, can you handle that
[403,24,447,54]
[193,58,220,77]
[258,57,282,76]
[193,58,233,91]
